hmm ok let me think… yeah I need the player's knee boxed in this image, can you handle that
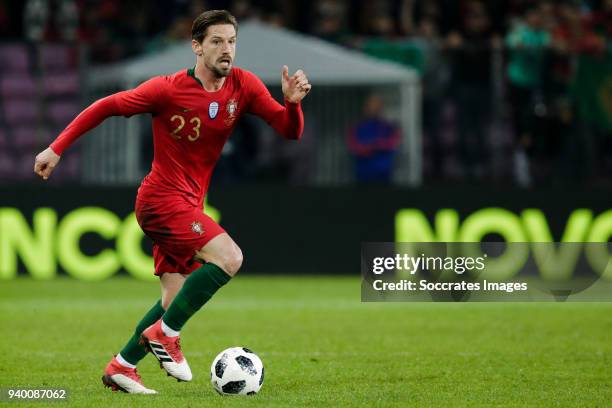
[195,242,243,276]
[221,246,243,277]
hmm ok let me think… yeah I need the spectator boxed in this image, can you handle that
[346,93,401,183]
[505,4,551,186]
[568,0,611,185]
[413,16,449,178]
[447,0,495,180]
[144,15,192,53]
[545,2,596,183]
[361,0,397,37]
[312,0,349,44]
[231,0,262,21]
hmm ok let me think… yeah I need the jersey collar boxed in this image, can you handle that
[187,67,204,88]
[187,66,229,93]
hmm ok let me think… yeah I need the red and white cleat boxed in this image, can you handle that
[141,319,192,382]
[102,356,157,394]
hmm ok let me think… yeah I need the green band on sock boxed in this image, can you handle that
[162,263,231,332]
[119,300,164,365]
[172,295,199,318]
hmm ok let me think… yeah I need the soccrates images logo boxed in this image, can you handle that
[360,208,612,302]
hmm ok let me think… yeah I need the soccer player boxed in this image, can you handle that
[33,10,310,394]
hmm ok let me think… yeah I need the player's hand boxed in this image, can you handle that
[281,65,311,104]
[34,147,61,180]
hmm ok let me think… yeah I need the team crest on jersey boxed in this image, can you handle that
[191,221,204,235]
[225,99,238,125]
[208,102,219,119]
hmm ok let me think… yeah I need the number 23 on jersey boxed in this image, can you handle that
[170,114,201,141]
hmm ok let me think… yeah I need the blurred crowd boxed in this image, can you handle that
[348,0,612,186]
[0,0,611,186]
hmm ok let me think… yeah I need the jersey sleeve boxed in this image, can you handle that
[113,76,167,117]
[50,76,167,155]
[244,71,304,140]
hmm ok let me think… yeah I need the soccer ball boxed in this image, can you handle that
[210,347,264,396]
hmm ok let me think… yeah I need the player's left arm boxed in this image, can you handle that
[247,66,311,140]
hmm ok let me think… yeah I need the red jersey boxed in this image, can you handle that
[51,67,304,206]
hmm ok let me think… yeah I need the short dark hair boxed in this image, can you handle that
[192,10,238,43]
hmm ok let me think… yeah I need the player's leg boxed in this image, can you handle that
[140,206,234,381]
[102,296,165,393]
[143,234,241,381]
[161,233,241,333]
[193,232,243,275]
[140,272,197,382]
[103,248,187,393]
[160,272,188,309]
[119,273,185,365]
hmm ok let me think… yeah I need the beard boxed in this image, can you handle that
[210,62,232,78]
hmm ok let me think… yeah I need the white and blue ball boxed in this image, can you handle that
[210,347,264,396]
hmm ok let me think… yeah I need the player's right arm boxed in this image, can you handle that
[34,76,167,180]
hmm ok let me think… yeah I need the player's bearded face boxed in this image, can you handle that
[201,24,237,78]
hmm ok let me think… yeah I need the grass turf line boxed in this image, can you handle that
[1,276,611,407]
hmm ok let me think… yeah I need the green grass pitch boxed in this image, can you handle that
[1,276,611,407]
